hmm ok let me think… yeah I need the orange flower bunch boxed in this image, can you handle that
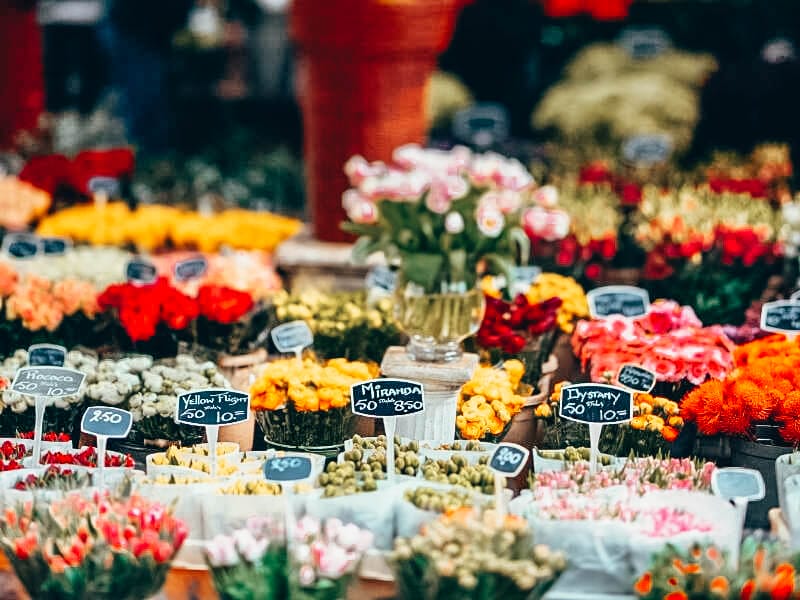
[456,360,526,440]
[629,393,683,444]
[0,264,98,332]
[635,540,800,600]
[682,335,800,444]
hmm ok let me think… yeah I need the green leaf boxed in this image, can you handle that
[400,253,444,292]
[507,227,531,265]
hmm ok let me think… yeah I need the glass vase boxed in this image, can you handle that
[395,280,485,362]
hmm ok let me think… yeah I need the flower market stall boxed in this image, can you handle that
[5,3,800,597]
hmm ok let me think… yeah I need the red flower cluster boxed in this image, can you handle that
[542,0,632,21]
[578,161,643,206]
[99,277,198,342]
[17,431,72,442]
[477,294,562,354]
[0,441,27,461]
[41,447,134,468]
[197,284,254,324]
[18,148,135,196]
[708,177,768,198]
[99,278,256,342]
[642,225,778,281]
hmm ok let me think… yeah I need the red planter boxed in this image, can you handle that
[291,0,462,242]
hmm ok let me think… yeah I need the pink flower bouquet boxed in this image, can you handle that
[571,300,735,386]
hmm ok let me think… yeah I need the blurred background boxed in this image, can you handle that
[1,0,799,230]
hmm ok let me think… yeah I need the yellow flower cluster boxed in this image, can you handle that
[525,273,588,333]
[150,446,238,475]
[629,392,683,442]
[36,202,301,252]
[273,289,394,335]
[250,356,378,412]
[0,176,51,229]
[456,360,526,440]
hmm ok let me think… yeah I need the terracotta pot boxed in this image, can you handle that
[217,349,268,452]
[162,566,218,600]
[291,0,462,242]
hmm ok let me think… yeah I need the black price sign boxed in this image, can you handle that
[618,27,671,60]
[88,176,120,198]
[2,234,40,259]
[622,134,673,167]
[174,256,208,282]
[616,364,656,394]
[587,285,649,318]
[125,258,158,285]
[271,321,314,353]
[176,389,250,426]
[489,443,529,477]
[365,265,397,293]
[11,367,86,398]
[41,237,71,256]
[28,344,67,367]
[760,301,800,335]
[81,406,133,438]
[712,468,765,502]
[351,378,425,418]
[559,383,633,425]
[263,456,313,482]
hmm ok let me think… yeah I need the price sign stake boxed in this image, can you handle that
[271,321,314,364]
[761,300,800,341]
[615,363,656,394]
[351,378,425,484]
[88,176,120,208]
[125,257,158,286]
[263,454,313,545]
[176,388,250,477]
[11,366,86,464]
[559,383,633,473]
[174,255,208,282]
[81,406,133,488]
[28,343,67,367]
[712,467,765,567]
[488,443,529,523]
[587,285,650,319]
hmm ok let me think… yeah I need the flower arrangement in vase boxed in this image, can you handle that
[0,491,187,600]
[342,144,553,362]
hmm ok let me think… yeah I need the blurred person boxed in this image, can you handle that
[0,0,45,148]
[101,0,193,152]
[38,0,107,115]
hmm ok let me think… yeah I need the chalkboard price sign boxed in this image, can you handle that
[489,443,529,477]
[11,367,86,398]
[28,344,67,367]
[2,234,40,259]
[125,258,158,285]
[761,301,800,335]
[174,256,208,282]
[616,364,656,394]
[351,378,425,418]
[587,286,650,318]
[81,406,133,438]
[176,389,250,426]
[622,134,673,166]
[712,467,765,502]
[271,321,314,353]
[263,455,313,482]
[559,383,633,425]
[88,176,120,198]
[41,237,70,256]
[365,266,397,293]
